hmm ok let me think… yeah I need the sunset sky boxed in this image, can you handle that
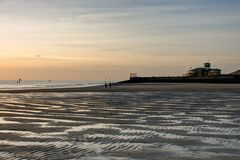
[0,0,240,80]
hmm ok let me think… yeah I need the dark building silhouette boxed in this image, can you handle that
[184,63,221,77]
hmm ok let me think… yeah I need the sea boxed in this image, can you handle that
[0,80,103,90]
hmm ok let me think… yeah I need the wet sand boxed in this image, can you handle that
[0,92,240,160]
[0,83,240,93]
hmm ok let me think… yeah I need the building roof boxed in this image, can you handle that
[190,67,210,71]
[190,67,221,72]
[211,68,221,71]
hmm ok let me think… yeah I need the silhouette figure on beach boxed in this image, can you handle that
[104,77,107,88]
[17,78,22,84]
[104,76,112,88]
[104,83,108,88]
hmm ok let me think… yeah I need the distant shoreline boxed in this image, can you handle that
[1,83,240,93]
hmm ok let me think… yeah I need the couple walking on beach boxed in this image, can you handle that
[104,83,112,88]
[105,77,112,88]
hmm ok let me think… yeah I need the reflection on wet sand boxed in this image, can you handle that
[0,92,240,160]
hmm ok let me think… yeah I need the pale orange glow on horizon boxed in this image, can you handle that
[0,0,239,80]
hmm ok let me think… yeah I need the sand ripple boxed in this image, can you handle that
[0,92,240,160]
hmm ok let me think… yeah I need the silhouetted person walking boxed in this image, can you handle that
[104,83,108,88]
[108,77,112,88]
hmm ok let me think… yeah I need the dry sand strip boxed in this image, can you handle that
[0,83,240,93]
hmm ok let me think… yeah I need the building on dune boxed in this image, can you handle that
[124,62,240,84]
[184,63,221,77]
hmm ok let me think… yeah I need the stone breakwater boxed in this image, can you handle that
[0,92,240,160]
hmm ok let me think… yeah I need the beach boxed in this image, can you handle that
[1,0,240,159]
[0,83,240,160]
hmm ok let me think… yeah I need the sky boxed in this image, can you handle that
[0,0,240,80]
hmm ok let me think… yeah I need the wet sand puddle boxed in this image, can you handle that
[0,92,240,160]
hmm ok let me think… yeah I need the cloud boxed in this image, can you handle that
[35,54,41,58]
[0,0,240,80]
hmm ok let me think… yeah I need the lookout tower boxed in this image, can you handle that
[204,63,211,68]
